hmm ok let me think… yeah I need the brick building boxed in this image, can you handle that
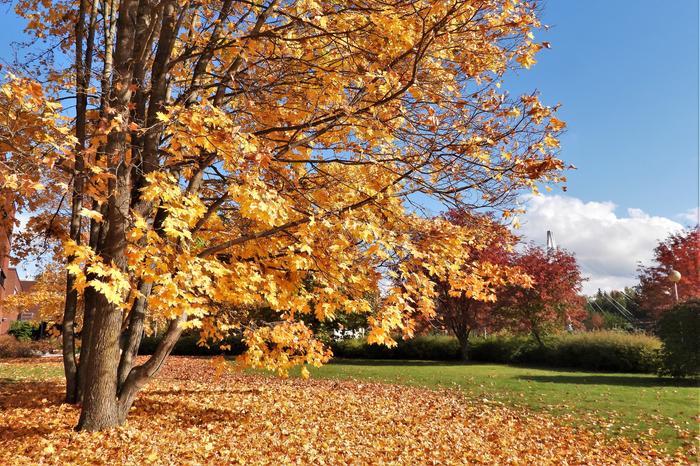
[0,193,36,334]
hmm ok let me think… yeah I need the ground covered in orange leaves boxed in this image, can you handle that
[0,357,692,465]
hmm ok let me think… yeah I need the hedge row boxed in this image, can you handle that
[138,330,663,374]
[331,331,662,373]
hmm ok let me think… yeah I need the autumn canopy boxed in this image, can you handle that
[0,0,566,430]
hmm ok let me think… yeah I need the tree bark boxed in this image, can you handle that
[117,314,185,420]
[75,0,139,430]
[77,154,132,430]
[531,324,545,348]
[76,294,123,431]
[457,333,470,362]
[62,0,89,405]
[117,281,152,386]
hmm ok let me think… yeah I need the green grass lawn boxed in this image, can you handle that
[0,360,64,382]
[292,359,699,454]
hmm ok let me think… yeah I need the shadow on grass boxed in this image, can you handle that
[517,375,699,388]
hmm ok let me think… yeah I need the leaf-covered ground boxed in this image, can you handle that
[0,357,695,465]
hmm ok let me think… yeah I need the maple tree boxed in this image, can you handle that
[637,227,700,320]
[495,245,585,346]
[2,0,568,430]
[430,208,527,360]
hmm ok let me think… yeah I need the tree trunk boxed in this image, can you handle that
[77,285,97,401]
[77,165,130,430]
[458,336,469,361]
[531,328,545,348]
[456,329,471,362]
[76,295,123,431]
[73,0,138,430]
[62,0,89,405]
[117,315,185,420]
[61,288,79,403]
[117,281,152,387]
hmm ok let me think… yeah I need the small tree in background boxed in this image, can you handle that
[638,227,700,320]
[431,209,524,360]
[656,299,700,378]
[496,246,586,347]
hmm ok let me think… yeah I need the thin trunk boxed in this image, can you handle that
[453,325,471,362]
[79,0,116,398]
[531,327,545,348]
[77,285,96,400]
[100,0,117,112]
[62,0,88,405]
[117,281,152,386]
[117,314,185,420]
[62,281,79,403]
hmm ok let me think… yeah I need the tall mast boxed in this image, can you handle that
[546,230,557,252]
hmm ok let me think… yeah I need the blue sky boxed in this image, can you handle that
[2,1,698,290]
[509,0,699,219]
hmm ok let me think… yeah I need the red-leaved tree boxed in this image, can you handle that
[430,209,522,360]
[637,227,700,320]
[496,246,586,346]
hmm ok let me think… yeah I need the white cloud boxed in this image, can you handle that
[516,195,685,295]
[677,206,699,226]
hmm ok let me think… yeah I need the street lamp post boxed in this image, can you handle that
[668,269,681,302]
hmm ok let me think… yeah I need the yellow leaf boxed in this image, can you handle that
[78,208,103,222]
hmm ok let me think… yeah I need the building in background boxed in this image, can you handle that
[0,192,36,334]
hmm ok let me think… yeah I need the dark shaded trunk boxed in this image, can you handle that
[455,329,471,362]
[76,284,97,400]
[457,335,469,361]
[531,328,545,348]
[61,285,79,403]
